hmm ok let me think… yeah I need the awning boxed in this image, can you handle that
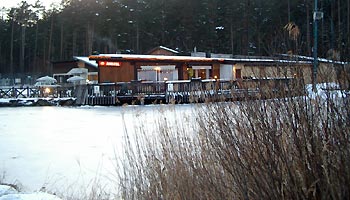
[192,66,212,70]
[141,65,176,71]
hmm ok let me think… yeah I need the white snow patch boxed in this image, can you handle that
[0,192,62,200]
[0,97,74,104]
[0,185,17,196]
[305,82,346,100]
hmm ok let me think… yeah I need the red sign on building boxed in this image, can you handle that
[99,61,121,67]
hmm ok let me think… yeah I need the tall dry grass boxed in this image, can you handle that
[118,77,350,199]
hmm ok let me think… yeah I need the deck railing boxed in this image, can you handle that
[0,86,75,99]
[0,78,300,105]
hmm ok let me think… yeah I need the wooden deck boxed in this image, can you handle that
[0,78,300,106]
[78,78,299,105]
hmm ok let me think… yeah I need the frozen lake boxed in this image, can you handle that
[0,105,193,194]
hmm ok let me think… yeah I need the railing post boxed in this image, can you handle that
[12,87,16,98]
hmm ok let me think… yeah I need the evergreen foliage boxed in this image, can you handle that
[0,0,349,75]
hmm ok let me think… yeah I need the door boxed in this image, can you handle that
[235,69,242,79]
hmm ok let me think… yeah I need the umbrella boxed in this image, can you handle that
[34,82,60,87]
[36,76,57,83]
[67,68,88,75]
[67,76,85,82]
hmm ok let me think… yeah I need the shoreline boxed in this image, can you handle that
[0,98,77,107]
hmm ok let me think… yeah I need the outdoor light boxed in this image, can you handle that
[44,87,50,94]
[164,77,168,81]
[214,75,218,79]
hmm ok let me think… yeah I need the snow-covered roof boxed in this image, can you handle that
[278,54,348,65]
[90,54,225,63]
[158,46,179,54]
[74,56,98,68]
[89,54,312,65]
[146,46,179,55]
[224,57,312,64]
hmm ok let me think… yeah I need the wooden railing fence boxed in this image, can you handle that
[0,78,300,105]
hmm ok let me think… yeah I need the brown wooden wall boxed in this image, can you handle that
[212,63,220,79]
[99,62,135,83]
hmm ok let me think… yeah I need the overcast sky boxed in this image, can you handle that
[1,0,61,9]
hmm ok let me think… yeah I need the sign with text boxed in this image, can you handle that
[99,61,121,67]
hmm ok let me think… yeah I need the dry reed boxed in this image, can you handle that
[117,75,350,200]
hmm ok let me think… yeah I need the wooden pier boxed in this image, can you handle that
[0,78,299,106]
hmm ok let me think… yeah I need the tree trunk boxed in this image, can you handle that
[288,0,291,22]
[136,22,140,53]
[320,0,325,55]
[0,42,1,68]
[231,22,234,56]
[10,18,14,75]
[243,0,250,55]
[42,39,46,73]
[72,29,77,56]
[60,22,64,60]
[337,0,341,51]
[306,0,311,56]
[20,25,25,73]
[87,23,94,55]
[161,0,166,45]
[48,15,54,74]
[348,0,350,58]
[330,0,336,52]
[33,23,38,73]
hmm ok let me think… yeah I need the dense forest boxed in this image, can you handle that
[0,0,349,76]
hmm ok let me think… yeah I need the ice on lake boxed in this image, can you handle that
[0,105,194,194]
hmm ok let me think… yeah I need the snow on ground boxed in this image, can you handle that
[0,192,62,200]
[0,185,62,200]
[0,185,17,196]
[305,82,348,100]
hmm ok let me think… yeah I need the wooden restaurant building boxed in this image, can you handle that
[89,44,346,86]
[81,47,347,105]
[88,53,322,85]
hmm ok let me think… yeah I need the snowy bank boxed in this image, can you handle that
[0,98,76,107]
[0,185,17,196]
[0,185,62,200]
[305,82,348,100]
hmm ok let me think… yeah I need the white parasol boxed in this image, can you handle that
[67,76,85,82]
[36,76,57,83]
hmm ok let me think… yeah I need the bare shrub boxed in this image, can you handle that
[118,78,350,199]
